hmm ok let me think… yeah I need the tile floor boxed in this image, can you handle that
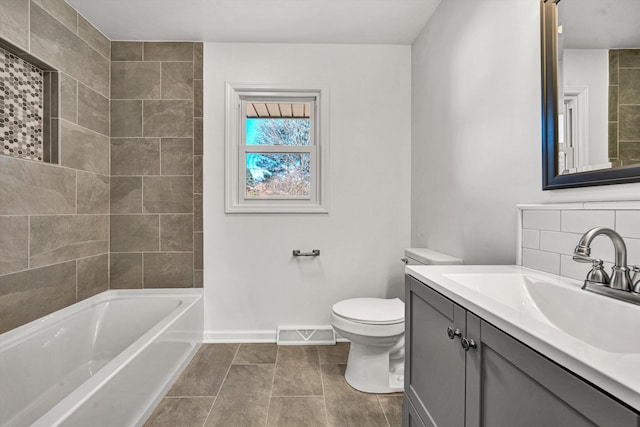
[144,342,403,427]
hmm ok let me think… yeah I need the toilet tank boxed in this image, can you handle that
[404,248,463,265]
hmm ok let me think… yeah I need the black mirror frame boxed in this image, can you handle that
[540,0,640,190]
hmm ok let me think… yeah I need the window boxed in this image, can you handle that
[225,83,329,213]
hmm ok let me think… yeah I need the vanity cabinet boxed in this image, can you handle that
[404,275,640,427]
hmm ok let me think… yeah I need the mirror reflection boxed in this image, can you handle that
[555,0,640,175]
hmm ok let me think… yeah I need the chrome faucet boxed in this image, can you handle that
[573,227,633,291]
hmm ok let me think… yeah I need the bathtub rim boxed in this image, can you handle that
[1,288,203,427]
[0,289,203,350]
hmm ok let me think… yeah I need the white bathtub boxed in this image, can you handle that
[0,289,203,427]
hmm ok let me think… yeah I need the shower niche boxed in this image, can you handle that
[0,38,59,163]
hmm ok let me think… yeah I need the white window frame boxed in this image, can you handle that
[225,82,330,213]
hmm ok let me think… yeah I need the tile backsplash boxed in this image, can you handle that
[519,203,640,282]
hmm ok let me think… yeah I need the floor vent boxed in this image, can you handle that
[276,326,336,345]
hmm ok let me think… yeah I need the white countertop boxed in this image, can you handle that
[405,264,640,412]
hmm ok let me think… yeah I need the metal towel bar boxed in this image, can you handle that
[292,249,320,257]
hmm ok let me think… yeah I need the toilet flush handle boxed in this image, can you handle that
[401,257,409,264]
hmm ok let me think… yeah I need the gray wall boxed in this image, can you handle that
[411,0,640,265]
[0,0,204,333]
[0,0,110,333]
[109,41,203,289]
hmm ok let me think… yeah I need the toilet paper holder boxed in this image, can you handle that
[292,249,320,257]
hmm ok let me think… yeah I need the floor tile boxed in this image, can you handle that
[167,344,238,396]
[378,395,403,427]
[266,396,327,427]
[272,346,323,396]
[321,364,389,427]
[144,397,214,427]
[319,342,350,364]
[204,364,275,427]
[233,343,278,364]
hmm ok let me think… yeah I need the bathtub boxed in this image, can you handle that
[0,289,203,427]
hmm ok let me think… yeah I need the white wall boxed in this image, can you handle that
[411,0,640,265]
[203,43,411,339]
[563,49,608,166]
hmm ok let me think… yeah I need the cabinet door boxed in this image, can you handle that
[405,276,467,427]
[403,397,427,427]
[467,317,640,427]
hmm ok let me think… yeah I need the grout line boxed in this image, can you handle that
[318,345,330,426]
[202,344,241,426]
[264,344,279,427]
[377,395,392,427]
[27,216,31,269]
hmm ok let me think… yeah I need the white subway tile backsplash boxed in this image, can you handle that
[561,210,615,233]
[522,210,560,231]
[616,211,640,239]
[522,229,540,249]
[520,203,640,281]
[539,231,581,256]
[522,248,560,275]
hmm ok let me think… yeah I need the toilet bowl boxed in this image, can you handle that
[330,297,405,393]
[330,248,463,394]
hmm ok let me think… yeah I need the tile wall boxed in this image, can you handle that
[608,49,640,166]
[109,41,203,289]
[519,203,640,282]
[0,0,204,333]
[0,0,110,333]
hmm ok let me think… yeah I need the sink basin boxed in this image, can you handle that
[443,272,640,354]
[405,264,640,412]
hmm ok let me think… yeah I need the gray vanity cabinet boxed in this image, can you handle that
[404,275,640,427]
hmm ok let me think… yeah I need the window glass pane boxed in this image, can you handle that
[246,153,310,197]
[246,118,310,146]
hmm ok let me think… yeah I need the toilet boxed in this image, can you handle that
[330,248,463,393]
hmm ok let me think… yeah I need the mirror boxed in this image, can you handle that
[541,0,640,189]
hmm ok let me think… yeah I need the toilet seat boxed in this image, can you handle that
[332,298,404,325]
[331,298,404,338]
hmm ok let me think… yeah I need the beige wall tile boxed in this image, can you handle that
[143,176,193,213]
[194,194,203,232]
[0,261,76,333]
[161,62,193,100]
[111,62,161,100]
[0,0,29,50]
[30,4,109,96]
[110,252,143,289]
[161,138,193,175]
[110,215,159,252]
[160,214,194,251]
[194,232,203,270]
[194,117,203,155]
[32,0,77,33]
[143,100,193,137]
[59,73,78,123]
[77,171,109,214]
[144,42,193,61]
[0,156,76,215]
[194,79,203,117]
[30,215,109,267]
[60,120,110,175]
[143,253,193,288]
[194,43,203,80]
[194,155,203,193]
[111,100,143,137]
[112,41,142,61]
[110,176,142,213]
[0,216,29,276]
[77,253,108,300]
[110,138,160,175]
[77,14,110,59]
[77,83,110,136]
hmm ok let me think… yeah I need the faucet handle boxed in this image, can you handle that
[585,259,610,285]
[631,266,640,294]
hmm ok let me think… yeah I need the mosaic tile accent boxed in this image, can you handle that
[0,47,44,161]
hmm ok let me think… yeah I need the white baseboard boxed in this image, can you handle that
[203,329,350,344]
[204,330,276,343]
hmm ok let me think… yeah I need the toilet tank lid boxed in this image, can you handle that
[332,298,404,324]
[405,248,463,265]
